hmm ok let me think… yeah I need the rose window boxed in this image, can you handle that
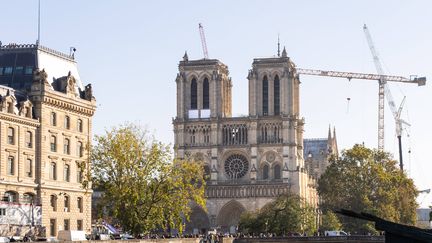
[224,154,249,179]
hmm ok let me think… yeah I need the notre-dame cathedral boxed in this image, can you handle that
[173,49,338,234]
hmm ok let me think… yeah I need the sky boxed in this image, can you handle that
[2,0,432,207]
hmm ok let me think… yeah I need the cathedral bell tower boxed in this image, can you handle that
[175,52,232,120]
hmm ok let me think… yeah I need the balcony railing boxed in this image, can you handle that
[205,183,290,198]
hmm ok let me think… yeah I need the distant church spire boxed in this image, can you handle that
[328,124,332,140]
[282,46,287,58]
[183,51,189,61]
[277,34,280,57]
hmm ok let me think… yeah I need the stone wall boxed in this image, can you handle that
[59,237,234,243]
[234,236,384,243]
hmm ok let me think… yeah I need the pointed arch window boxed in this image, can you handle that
[262,75,268,116]
[191,78,198,109]
[203,77,209,109]
[274,164,281,180]
[263,164,269,180]
[274,75,280,115]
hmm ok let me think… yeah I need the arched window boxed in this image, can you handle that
[50,112,57,126]
[26,159,32,177]
[7,127,15,144]
[50,195,57,211]
[77,141,83,157]
[4,191,18,203]
[64,164,70,182]
[50,135,57,152]
[77,119,83,133]
[274,164,281,180]
[64,138,70,154]
[203,77,209,109]
[7,156,14,175]
[274,75,280,115]
[191,78,197,109]
[262,75,268,116]
[64,195,70,212]
[50,162,57,180]
[26,131,32,148]
[64,115,70,129]
[77,197,83,213]
[23,193,34,204]
[263,164,269,180]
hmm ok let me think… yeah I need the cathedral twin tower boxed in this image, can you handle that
[173,50,320,234]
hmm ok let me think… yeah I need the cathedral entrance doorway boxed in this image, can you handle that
[216,200,245,234]
[185,206,210,234]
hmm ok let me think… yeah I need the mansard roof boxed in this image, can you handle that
[0,43,84,92]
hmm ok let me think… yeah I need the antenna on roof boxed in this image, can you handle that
[277,34,280,57]
[37,0,41,45]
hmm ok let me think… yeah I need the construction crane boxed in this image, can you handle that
[363,24,414,171]
[199,23,209,59]
[295,67,425,152]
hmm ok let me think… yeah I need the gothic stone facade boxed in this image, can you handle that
[173,51,320,234]
[0,44,96,237]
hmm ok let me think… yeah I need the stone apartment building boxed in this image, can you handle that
[0,43,96,237]
[173,49,338,234]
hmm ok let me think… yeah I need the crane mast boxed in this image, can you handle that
[199,23,209,59]
[363,24,410,170]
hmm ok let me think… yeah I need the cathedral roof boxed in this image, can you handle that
[303,138,330,161]
[0,43,84,92]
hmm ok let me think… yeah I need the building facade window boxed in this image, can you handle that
[7,127,15,145]
[0,208,6,216]
[50,112,57,126]
[77,119,83,133]
[50,162,57,180]
[64,138,70,154]
[50,219,56,237]
[77,197,83,213]
[203,77,209,109]
[7,156,14,175]
[4,191,18,202]
[274,75,280,115]
[274,164,281,180]
[26,131,32,148]
[263,164,269,180]
[64,116,70,129]
[77,141,83,157]
[77,220,83,231]
[50,135,57,152]
[77,168,83,183]
[26,159,32,177]
[64,219,70,231]
[64,196,70,212]
[262,75,268,116]
[23,193,34,204]
[64,165,70,182]
[50,195,57,211]
[191,78,197,109]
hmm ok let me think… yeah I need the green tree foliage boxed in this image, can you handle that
[318,144,418,233]
[89,124,206,236]
[320,211,342,232]
[238,193,317,235]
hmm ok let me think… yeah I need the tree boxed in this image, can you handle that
[320,211,342,232]
[318,144,418,234]
[238,193,317,235]
[88,124,206,236]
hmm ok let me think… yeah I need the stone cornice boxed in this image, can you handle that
[40,184,92,193]
[0,112,40,127]
[42,96,95,116]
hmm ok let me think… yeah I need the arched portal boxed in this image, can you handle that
[217,200,246,234]
[185,206,210,234]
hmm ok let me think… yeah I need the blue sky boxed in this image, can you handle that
[2,0,432,206]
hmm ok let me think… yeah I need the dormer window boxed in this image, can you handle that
[7,102,14,113]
